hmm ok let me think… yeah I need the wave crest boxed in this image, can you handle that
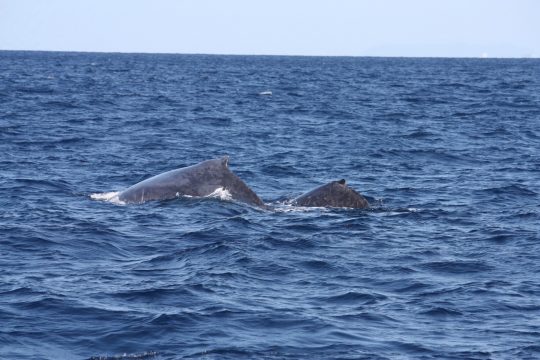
[89,191,125,205]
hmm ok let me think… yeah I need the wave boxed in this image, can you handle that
[419,306,463,317]
[90,191,124,205]
[323,291,387,305]
[87,351,158,360]
[419,260,493,274]
[477,184,537,196]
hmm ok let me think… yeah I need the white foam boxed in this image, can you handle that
[206,187,232,201]
[259,90,272,96]
[89,191,125,205]
[270,201,330,213]
[377,207,422,217]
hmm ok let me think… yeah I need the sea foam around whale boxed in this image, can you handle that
[90,187,234,205]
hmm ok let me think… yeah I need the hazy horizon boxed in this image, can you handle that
[2,49,539,60]
[1,0,539,58]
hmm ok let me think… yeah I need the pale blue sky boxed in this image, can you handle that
[1,0,538,57]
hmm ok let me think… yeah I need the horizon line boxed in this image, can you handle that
[0,48,538,60]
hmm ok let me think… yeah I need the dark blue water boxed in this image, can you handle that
[1,51,539,359]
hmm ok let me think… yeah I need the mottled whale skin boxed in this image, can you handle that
[293,179,369,209]
[118,156,264,207]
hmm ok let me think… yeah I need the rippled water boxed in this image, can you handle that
[1,51,539,359]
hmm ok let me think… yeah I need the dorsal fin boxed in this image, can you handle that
[337,179,346,185]
[221,156,229,168]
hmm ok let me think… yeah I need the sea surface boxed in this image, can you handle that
[1,51,539,359]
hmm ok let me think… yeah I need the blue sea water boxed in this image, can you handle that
[1,51,539,359]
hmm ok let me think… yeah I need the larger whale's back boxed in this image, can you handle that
[118,157,264,207]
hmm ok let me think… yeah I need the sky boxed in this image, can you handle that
[0,0,539,58]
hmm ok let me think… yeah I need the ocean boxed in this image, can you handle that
[1,51,539,359]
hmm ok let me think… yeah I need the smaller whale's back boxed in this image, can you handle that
[293,179,369,209]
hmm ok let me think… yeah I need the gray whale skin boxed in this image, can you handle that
[293,179,369,209]
[118,156,264,207]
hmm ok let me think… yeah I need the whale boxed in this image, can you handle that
[293,179,369,209]
[118,156,265,207]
